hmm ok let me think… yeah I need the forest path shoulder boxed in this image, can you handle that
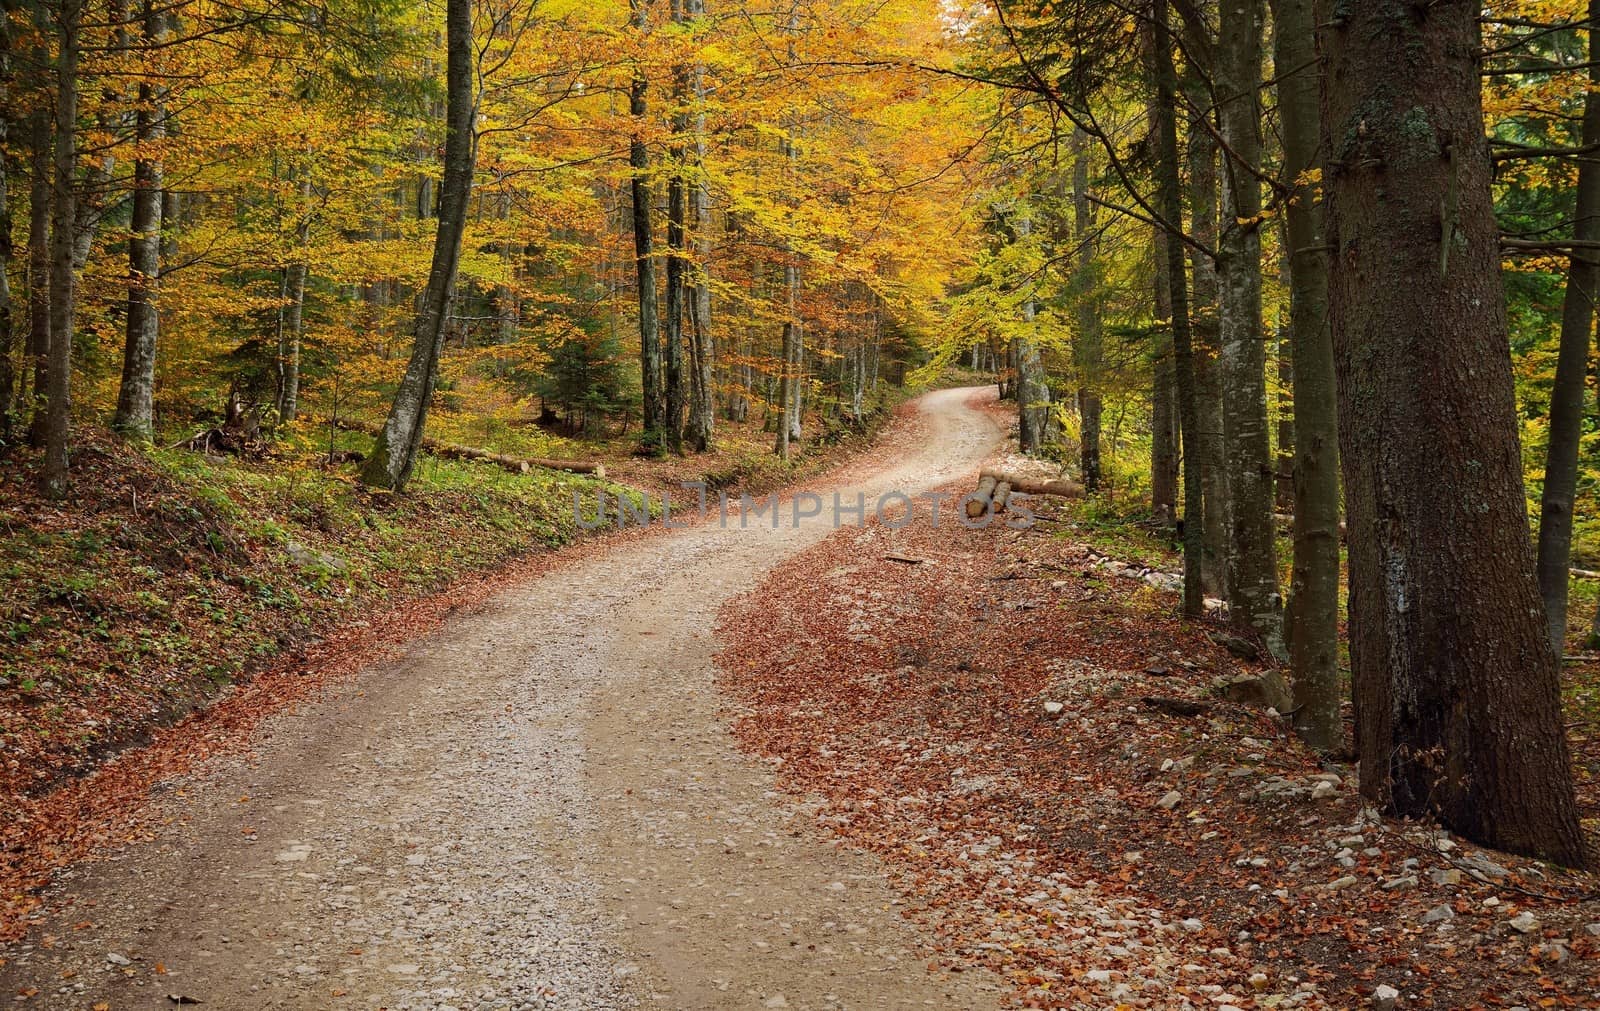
[0,388,1006,1011]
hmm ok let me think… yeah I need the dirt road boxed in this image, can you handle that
[1,388,1007,1010]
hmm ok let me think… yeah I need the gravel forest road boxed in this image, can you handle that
[1,388,1008,1011]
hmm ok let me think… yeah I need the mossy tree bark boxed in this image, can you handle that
[1321,0,1587,865]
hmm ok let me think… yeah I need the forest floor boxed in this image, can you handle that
[717,398,1600,1009]
[1,388,1596,1010]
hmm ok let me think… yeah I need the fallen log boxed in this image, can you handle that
[331,418,605,477]
[966,474,999,518]
[980,469,1084,499]
[993,480,1014,512]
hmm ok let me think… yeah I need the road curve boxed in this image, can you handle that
[1,387,1006,1011]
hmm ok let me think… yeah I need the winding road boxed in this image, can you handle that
[2,388,1007,1010]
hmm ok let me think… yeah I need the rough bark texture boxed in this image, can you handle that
[360,0,474,491]
[1271,0,1341,751]
[1321,0,1586,865]
[1153,0,1204,617]
[112,0,169,443]
[1538,0,1600,656]
[1184,70,1229,598]
[1216,0,1283,656]
[39,0,79,499]
[630,0,662,442]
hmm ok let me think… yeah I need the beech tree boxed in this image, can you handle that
[1269,0,1340,750]
[360,0,475,490]
[1320,0,1586,864]
[1214,0,1282,657]
[111,0,169,442]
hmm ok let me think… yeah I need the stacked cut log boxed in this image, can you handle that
[966,468,1083,515]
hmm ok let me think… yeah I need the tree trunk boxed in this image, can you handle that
[1321,0,1586,865]
[774,258,802,458]
[1153,0,1203,617]
[1072,133,1102,488]
[1538,0,1600,656]
[1216,0,1283,656]
[360,0,475,491]
[112,0,168,443]
[1148,91,1179,526]
[774,18,803,459]
[1271,0,1341,751]
[630,0,662,443]
[0,0,14,442]
[1014,214,1053,454]
[26,109,49,447]
[663,2,688,452]
[682,0,714,451]
[1150,222,1178,525]
[1184,68,1228,599]
[274,171,312,425]
[38,0,79,499]
[1274,324,1295,511]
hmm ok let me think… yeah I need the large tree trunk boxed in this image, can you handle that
[1540,0,1600,656]
[1215,0,1283,656]
[38,0,80,500]
[0,0,14,442]
[26,109,50,448]
[1072,134,1101,487]
[1184,69,1228,599]
[1321,0,1586,865]
[359,0,475,491]
[630,0,662,442]
[1153,0,1203,616]
[112,0,168,443]
[1271,0,1341,751]
[682,0,714,451]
